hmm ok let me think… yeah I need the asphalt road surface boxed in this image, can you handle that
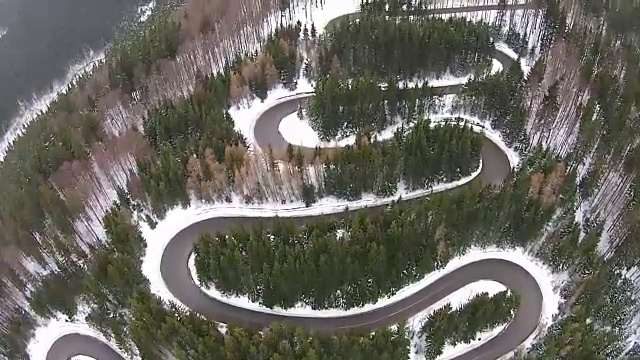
[46,1,541,359]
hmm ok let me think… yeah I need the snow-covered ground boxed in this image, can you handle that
[496,41,533,76]
[0,27,6,40]
[27,304,130,360]
[137,0,156,22]
[26,1,552,359]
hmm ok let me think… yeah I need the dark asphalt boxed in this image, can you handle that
[46,334,126,360]
[46,1,540,359]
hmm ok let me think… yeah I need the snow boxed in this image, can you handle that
[496,41,533,76]
[27,304,128,360]
[279,112,323,146]
[137,0,156,22]
[290,0,360,36]
[492,58,503,74]
[0,27,6,40]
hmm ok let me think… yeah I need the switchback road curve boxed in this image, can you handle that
[47,1,542,359]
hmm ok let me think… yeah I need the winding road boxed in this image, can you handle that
[46,1,542,359]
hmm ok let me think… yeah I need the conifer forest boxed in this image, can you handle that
[1,0,640,359]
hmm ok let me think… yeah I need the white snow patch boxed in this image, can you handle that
[496,41,532,76]
[428,74,473,87]
[137,0,156,22]
[27,305,129,360]
[277,106,519,169]
[491,58,503,74]
[0,27,6,40]
[279,112,323,146]
[290,0,360,36]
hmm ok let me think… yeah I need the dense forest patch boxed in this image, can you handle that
[315,16,494,79]
[454,64,527,147]
[419,291,519,359]
[306,16,494,140]
[319,117,482,201]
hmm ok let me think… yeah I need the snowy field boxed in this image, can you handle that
[25,1,557,359]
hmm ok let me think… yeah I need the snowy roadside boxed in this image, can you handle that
[26,304,131,360]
